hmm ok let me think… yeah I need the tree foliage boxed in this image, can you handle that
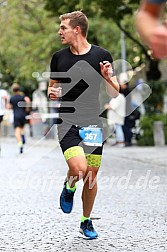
[45,0,140,18]
[0,0,61,92]
[44,0,165,82]
[0,0,165,96]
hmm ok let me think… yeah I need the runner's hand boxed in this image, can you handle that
[100,61,113,81]
[48,86,62,100]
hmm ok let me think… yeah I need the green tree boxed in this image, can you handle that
[0,0,61,92]
[44,0,164,81]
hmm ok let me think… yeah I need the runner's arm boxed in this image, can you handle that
[100,61,120,98]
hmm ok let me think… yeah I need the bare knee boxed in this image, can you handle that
[83,169,98,189]
[67,160,87,185]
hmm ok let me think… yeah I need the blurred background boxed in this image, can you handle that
[0,0,167,145]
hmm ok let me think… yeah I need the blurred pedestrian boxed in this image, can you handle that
[105,93,126,147]
[48,11,119,239]
[8,83,30,154]
[0,88,8,153]
[120,83,133,147]
[49,100,59,126]
[32,84,49,137]
[136,0,167,59]
[0,88,8,129]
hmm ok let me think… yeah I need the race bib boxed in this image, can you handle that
[79,127,103,146]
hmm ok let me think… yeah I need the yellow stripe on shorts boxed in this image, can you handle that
[85,154,102,168]
[64,146,85,161]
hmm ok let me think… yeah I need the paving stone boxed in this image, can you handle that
[0,138,166,251]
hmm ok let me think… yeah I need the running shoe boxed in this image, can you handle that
[60,179,75,213]
[79,219,98,239]
[20,147,23,154]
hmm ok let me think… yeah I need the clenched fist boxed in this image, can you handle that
[48,86,62,100]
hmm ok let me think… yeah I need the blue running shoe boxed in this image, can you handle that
[60,179,75,213]
[79,219,98,239]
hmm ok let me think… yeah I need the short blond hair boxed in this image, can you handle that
[59,11,88,37]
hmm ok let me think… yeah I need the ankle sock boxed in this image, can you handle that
[21,135,25,144]
[81,215,90,223]
[66,181,76,192]
[18,141,23,148]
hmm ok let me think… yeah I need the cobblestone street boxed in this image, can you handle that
[0,137,167,252]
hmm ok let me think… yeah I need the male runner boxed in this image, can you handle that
[48,11,119,239]
[8,83,30,154]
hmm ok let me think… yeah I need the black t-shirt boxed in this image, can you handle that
[10,94,26,120]
[50,45,113,127]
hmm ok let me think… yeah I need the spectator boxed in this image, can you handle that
[105,93,126,147]
[0,88,8,153]
[120,83,133,147]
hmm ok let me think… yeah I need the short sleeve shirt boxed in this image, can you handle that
[10,94,27,120]
[50,45,114,127]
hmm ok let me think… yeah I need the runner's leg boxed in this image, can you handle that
[82,165,99,217]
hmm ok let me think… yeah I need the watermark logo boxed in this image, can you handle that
[15,59,152,170]
[8,170,160,191]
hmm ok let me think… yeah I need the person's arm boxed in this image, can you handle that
[100,61,120,98]
[3,95,8,109]
[136,0,167,59]
[48,53,62,101]
[7,97,12,110]
[104,103,111,110]
[24,96,31,113]
[136,1,164,43]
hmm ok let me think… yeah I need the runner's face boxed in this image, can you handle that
[58,19,76,45]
